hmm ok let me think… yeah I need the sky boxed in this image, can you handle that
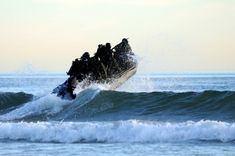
[0,0,235,73]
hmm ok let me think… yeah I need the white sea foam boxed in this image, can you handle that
[0,87,102,121]
[0,94,70,121]
[0,120,234,143]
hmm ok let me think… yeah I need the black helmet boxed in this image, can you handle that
[98,44,103,48]
[106,43,111,49]
[122,38,128,43]
[81,52,90,60]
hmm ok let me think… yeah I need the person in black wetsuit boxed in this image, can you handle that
[103,43,113,67]
[64,52,91,99]
[95,43,113,66]
[113,38,132,54]
[88,56,101,80]
[113,38,133,70]
[95,44,105,62]
[94,43,114,78]
[104,43,115,76]
[76,52,90,81]
[67,58,79,76]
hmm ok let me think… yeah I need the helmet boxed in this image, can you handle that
[106,43,111,49]
[122,38,128,43]
[81,52,90,60]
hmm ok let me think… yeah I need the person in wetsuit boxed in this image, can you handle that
[88,56,101,80]
[64,52,91,99]
[113,38,134,70]
[94,43,114,78]
[113,38,132,54]
[95,44,105,63]
[67,58,79,76]
[76,52,90,81]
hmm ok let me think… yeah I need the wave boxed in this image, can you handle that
[0,92,33,111]
[0,120,234,143]
[0,90,235,122]
[0,88,101,121]
[54,90,235,121]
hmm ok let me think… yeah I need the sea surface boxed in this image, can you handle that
[0,73,235,155]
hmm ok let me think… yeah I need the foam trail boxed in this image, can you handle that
[0,120,234,143]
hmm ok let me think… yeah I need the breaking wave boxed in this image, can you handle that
[0,90,234,122]
[0,120,234,143]
[0,86,235,144]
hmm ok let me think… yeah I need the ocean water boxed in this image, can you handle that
[0,73,235,155]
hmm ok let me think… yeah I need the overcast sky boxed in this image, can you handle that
[0,0,235,73]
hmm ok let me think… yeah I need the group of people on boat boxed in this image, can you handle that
[66,38,134,82]
[53,38,135,99]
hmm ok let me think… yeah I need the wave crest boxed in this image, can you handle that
[0,120,234,143]
[1,90,235,121]
[0,92,33,110]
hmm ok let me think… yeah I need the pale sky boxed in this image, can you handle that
[0,0,235,73]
